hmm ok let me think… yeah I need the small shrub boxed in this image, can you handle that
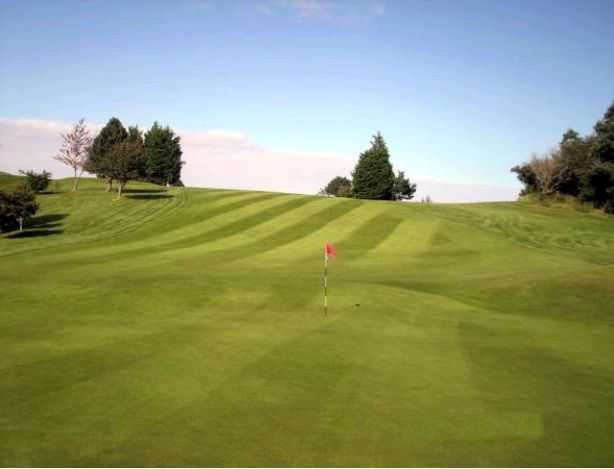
[324,176,352,197]
[19,170,52,193]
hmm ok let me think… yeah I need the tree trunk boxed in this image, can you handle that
[106,178,113,192]
[18,216,23,232]
[72,168,78,191]
[74,167,84,192]
[117,181,123,198]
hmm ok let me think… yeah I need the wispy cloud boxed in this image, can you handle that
[370,2,385,17]
[0,117,518,202]
[255,0,385,23]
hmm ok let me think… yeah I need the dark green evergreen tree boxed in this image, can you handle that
[126,126,144,145]
[392,170,417,200]
[86,117,128,191]
[143,122,183,186]
[126,126,146,179]
[352,132,395,200]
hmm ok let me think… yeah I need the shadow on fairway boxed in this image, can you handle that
[123,188,169,194]
[4,213,67,239]
[27,213,68,229]
[7,229,64,238]
[126,194,175,200]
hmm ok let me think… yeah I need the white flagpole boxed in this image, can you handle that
[324,250,328,316]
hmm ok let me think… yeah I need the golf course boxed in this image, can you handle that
[1,174,614,467]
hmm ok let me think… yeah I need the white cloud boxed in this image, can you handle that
[0,117,518,202]
[256,0,331,18]
[178,126,355,194]
[287,0,332,18]
[411,180,518,204]
[0,118,99,178]
[371,2,385,16]
[255,0,385,22]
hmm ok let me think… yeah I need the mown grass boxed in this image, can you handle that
[1,176,614,466]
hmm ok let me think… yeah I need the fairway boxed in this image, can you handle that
[2,178,614,467]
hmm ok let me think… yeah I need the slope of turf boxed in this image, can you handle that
[2,178,614,466]
[0,171,24,190]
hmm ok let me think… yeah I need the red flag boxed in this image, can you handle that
[324,242,336,258]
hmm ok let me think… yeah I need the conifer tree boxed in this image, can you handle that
[126,126,146,179]
[143,122,183,186]
[352,132,395,200]
[86,117,128,191]
[392,170,417,200]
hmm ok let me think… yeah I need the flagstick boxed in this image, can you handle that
[324,252,328,316]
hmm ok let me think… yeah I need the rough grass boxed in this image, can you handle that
[1,178,614,466]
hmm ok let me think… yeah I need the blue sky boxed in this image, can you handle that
[1,0,614,189]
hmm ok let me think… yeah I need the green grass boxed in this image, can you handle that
[0,171,25,190]
[2,177,614,466]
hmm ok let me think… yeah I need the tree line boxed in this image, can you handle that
[512,100,614,213]
[1,117,184,233]
[53,117,184,196]
[322,132,417,201]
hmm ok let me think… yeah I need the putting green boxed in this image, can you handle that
[2,177,614,466]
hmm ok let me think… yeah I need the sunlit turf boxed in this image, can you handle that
[2,176,614,466]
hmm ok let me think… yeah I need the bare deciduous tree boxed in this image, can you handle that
[53,119,93,191]
[529,148,560,194]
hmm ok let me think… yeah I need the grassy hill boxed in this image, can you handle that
[0,170,24,190]
[2,178,614,466]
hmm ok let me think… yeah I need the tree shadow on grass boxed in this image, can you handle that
[4,213,67,239]
[6,229,63,238]
[126,194,175,200]
[123,188,169,194]
[27,213,68,229]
